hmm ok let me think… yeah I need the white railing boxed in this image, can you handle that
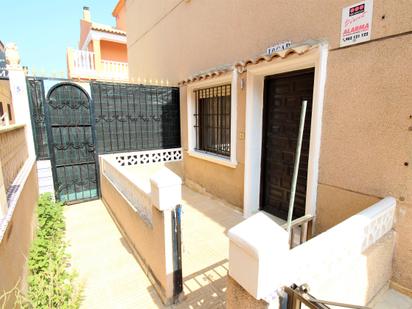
[102,156,153,225]
[100,149,183,303]
[72,49,96,75]
[100,60,129,81]
[68,48,129,81]
[100,148,182,224]
[228,197,397,306]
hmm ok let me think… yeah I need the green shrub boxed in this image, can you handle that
[27,193,82,309]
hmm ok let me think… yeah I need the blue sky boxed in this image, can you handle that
[0,0,117,76]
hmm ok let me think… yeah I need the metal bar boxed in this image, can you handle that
[88,87,100,199]
[300,223,306,244]
[307,219,314,241]
[126,85,132,151]
[113,83,119,151]
[106,85,113,152]
[172,205,183,303]
[282,214,314,229]
[284,286,327,309]
[286,100,308,245]
[97,83,105,153]
[119,85,126,150]
[51,124,92,128]
[309,297,370,309]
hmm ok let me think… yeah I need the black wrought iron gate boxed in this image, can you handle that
[27,77,181,204]
[44,83,99,203]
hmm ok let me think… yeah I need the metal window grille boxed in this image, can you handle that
[194,84,231,157]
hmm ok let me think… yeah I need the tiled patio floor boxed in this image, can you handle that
[64,185,244,308]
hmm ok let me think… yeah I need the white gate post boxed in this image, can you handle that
[5,43,36,158]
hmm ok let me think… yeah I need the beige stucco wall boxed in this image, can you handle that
[100,173,174,303]
[393,201,412,292]
[226,276,269,309]
[318,33,412,291]
[0,161,38,306]
[180,75,246,207]
[126,0,412,83]
[320,34,412,202]
[125,0,412,292]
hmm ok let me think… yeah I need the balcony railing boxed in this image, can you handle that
[0,124,28,192]
[100,60,128,81]
[67,48,129,81]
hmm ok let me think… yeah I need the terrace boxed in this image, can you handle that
[67,48,129,81]
[64,186,243,308]
[0,44,411,309]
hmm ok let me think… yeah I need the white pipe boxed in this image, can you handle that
[286,100,308,245]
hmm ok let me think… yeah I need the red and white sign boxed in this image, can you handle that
[340,0,373,47]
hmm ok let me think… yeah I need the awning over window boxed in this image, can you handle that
[179,40,320,86]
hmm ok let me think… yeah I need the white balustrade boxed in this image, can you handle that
[72,49,96,75]
[100,148,183,225]
[68,48,129,81]
[100,60,129,81]
[102,156,153,225]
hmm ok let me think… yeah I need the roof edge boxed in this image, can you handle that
[178,40,324,86]
[112,0,125,17]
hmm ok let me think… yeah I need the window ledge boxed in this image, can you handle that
[187,150,237,168]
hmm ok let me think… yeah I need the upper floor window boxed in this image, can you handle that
[194,85,231,157]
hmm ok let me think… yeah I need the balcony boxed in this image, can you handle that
[67,48,128,82]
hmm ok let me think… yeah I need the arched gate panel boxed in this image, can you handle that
[45,83,99,203]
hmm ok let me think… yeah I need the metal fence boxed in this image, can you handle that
[27,78,181,159]
[91,82,181,154]
[27,78,50,159]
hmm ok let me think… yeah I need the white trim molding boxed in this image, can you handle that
[186,70,238,168]
[243,43,329,218]
[81,30,127,51]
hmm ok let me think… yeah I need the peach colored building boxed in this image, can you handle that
[66,5,129,81]
[124,0,412,297]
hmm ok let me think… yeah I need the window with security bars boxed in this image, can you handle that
[194,84,231,157]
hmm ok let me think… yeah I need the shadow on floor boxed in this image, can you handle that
[181,186,244,234]
[147,259,228,308]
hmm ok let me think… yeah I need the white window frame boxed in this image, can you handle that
[186,70,238,168]
[243,43,329,218]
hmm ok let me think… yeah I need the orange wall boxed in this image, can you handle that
[113,0,127,31]
[116,5,127,31]
[79,19,92,49]
[100,40,128,62]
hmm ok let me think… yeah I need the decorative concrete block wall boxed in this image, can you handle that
[227,197,397,307]
[100,151,183,305]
